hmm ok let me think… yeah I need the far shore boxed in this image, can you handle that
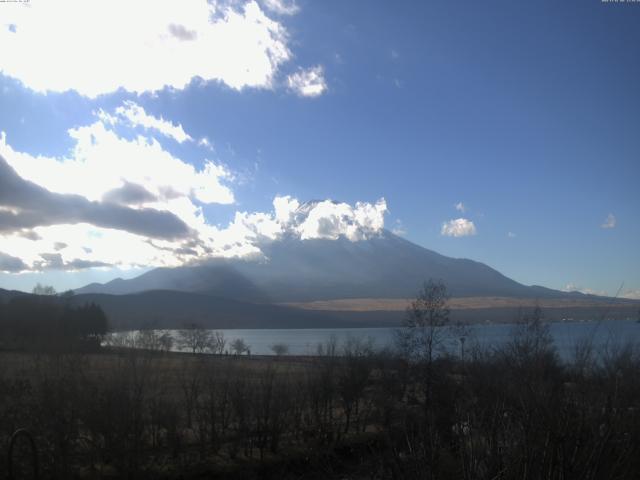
[282,296,640,312]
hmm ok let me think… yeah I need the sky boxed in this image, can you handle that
[0,0,638,299]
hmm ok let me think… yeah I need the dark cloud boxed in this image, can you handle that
[34,253,112,271]
[167,23,198,41]
[103,181,157,205]
[0,155,191,240]
[53,242,68,251]
[36,253,65,270]
[158,185,183,201]
[66,259,112,270]
[18,229,41,241]
[175,247,198,256]
[0,251,28,272]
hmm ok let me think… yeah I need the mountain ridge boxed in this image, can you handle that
[75,230,585,302]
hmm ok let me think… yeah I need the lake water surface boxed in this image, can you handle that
[163,319,640,359]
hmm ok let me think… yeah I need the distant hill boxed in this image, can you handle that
[0,288,29,303]
[67,290,354,330]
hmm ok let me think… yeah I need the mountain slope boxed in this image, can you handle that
[76,230,581,302]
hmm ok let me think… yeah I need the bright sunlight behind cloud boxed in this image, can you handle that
[0,0,299,97]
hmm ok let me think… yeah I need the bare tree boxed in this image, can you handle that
[395,279,452,478]
[32,283,57,295]
[270,343,289,356]
[507,302,555,367]
[230,337,249,355]
[103,331,137,349]
[158,331,174,352]
[339,335,374,434]
[132,330,173,352]
[396,279,451,364]
[316,334,339,357]
[177,323,213,354]
[207,331,226,355]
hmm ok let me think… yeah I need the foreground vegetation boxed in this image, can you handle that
[0,293,108,352]
[1,282,639,479]
[1,329,639,479]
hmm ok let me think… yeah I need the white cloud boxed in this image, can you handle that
[562,283,608,297]
[507,231,516,238]
[262,0,299,15]
[601,213,616,229]
[1,120,234,206]
[0,0,293,97]
[0,102,241,271]
[198,137,214,151]
[621,289,640,300]
[115,101,192,143]
[563,284,640,299]
[0,107,387,271]
[0,194,389,273]
[287,66,327,97]
[455,202,465,213]
[392,219,406,236]
[273,195,300,224]
[293,199,387,241]
[441,218,477,237]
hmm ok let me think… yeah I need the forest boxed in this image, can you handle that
[0,293,108,352]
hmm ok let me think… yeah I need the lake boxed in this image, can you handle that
[156,319,640,360]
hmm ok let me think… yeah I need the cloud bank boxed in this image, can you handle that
[0,104,387,273]
[0,0,306,97]
[0,194,389,273]
[0,155,191,240]
[292,199,387,241]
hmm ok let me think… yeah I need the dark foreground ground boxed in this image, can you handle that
[1,327,640,479]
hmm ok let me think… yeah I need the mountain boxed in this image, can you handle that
[77,229,581,302]
[4,210,639,330]
[79,263,271,303]
[70,212,640,329]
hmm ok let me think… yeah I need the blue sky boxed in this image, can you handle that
[0,0,638,298]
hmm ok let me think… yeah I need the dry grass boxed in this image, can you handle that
[282,296,638,311]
